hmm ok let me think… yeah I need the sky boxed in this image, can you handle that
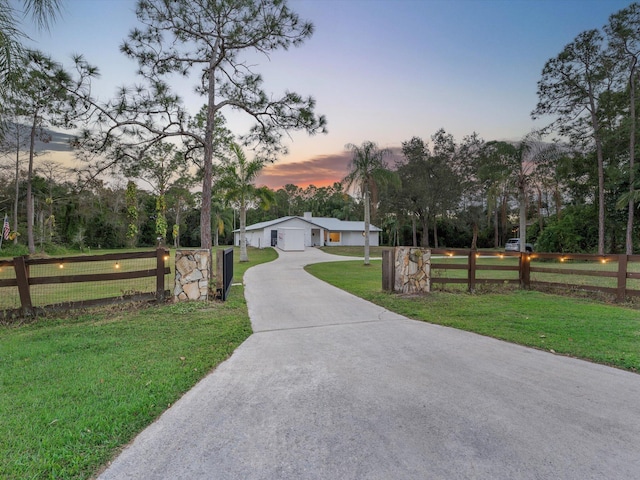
[20,0,636,190]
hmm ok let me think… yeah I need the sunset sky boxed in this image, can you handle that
[22,0,633,190]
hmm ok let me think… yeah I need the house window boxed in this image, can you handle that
[329,232,341,243]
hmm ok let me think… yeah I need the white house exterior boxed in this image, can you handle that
[233,212,381,249]
[276,227,305,251]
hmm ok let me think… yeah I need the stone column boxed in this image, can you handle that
[394,247,431,294]
[174,249,210,301]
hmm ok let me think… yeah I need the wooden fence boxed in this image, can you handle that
[0,248,171,318]
[427,248,640,302]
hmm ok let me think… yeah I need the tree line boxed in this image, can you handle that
[1,1,640,255]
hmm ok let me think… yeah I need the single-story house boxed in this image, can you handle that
[233,212,381,249]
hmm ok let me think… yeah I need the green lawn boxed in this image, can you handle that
[3,244,639,478]
[319,245,387,257]
[305,259,640,372]
[0,247,277,480]
[321,246,640,296]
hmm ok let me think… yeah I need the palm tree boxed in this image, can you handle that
[1,0,62,90]
[210,187,233,247]
[484,134,559,252]
[343,141,396,265]
[218,143,274,262]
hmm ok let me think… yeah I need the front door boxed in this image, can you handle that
[271,230,278,246]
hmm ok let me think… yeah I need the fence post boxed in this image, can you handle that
[382,248,395,292]
[156,247,167,301]
[617,254,627,302]
[14,256,33,316]
[519,253,531,289]
[468,249,476,293]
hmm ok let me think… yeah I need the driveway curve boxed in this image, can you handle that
[99,247,640,479]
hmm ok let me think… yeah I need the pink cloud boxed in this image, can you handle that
[257,152,352,190]
[257,147,403,190]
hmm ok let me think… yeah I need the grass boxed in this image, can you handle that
[319,245,387,257]
[0,246,277,480]
[305,259,640,373]
[322,246,640,296]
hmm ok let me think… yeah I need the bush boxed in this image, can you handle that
[536,205,598,253]
[0,243,29,258]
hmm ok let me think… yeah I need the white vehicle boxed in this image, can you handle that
[505,238,534,253]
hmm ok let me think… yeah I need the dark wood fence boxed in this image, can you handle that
[1,248,171,318]
[427,248,640,302]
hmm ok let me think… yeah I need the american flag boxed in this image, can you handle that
[3,215,9,240]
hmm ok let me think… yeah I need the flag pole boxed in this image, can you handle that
[0,214,5,250]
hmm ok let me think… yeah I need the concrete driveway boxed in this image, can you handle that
[98,247,640,479]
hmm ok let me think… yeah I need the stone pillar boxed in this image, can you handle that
[174,249,210,301]
[394,247,430,294]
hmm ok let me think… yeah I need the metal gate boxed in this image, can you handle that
[216,248,234,301]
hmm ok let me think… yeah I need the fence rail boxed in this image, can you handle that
[1,248,171,319]
[428,248,640,302]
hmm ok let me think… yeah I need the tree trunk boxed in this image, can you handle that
[626,67,637,255]
[364,189,370,265]
[200,60,216,252]
[501,194,508,245]
[420,215,430,248]
[493,207,499,247]
[174,197,181,248]
[239,196,248,262]
[554,184,563,219]
[27,111,37,254]
[471,222,478,250]
[587,90,606,254]
[38,209,44,248]
[433,216,439,248]
[537,186,544,234]
[412,215,417,247]
[13,139,20,245]
[519,183,527,253]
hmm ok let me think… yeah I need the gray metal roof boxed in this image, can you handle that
[234,215,381,233]
[307,217,382,232]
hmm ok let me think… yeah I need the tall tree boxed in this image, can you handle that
[123,141,190,243]
[533,29,613,254]
[209,187,232,247]
[125,181,139,247]
[606,3,640,254]
[118,0,326,250]
[456,132,486,249]
[398,137,433,247]
[343,141,396,265]
[429,129,463,247]
[482,135,559,252]
[38,159,66,243]
[218,143,273,262]
[396,133,461,249]
[0,117,31,243]
[3,51,74,253]
[166,176,196,248]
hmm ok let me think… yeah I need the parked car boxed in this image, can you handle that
[505,238,534,253]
